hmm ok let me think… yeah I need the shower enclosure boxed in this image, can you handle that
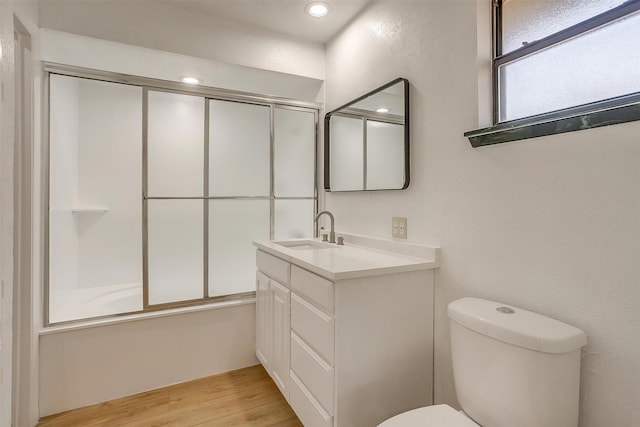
[46,67,318,324]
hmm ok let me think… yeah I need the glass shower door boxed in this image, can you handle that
[273,107,316,240]
[48,71,318,322]
[208,100,271,297]
[146,90,205,305]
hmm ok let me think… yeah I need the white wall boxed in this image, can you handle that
[40,29,324,103]
[11,3,41,425]
[38,0,325,80]
[0,3,16,424]
[39,303,258,416]
[324,1,640,427]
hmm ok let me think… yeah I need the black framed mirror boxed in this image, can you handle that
[324,78,409,191]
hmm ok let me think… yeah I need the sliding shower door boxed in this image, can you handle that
[146,91,205,305]
[48,68,318,324]
[145,96,318,306]
[208,100,271,297]
[273,107,316,239]
[144,95,318,306]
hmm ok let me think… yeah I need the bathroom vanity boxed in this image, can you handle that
[253,234,439,427]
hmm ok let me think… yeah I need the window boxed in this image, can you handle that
[466,0,640,146]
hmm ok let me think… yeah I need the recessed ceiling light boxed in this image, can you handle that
[376,107,390,113]
[181,76,201,85]
[306,2,329,17]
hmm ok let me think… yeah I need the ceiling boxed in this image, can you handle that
[160,0,372,44]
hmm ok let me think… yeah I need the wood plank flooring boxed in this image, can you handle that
[37,365,303,427]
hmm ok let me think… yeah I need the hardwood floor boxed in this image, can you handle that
[37,365,303,427]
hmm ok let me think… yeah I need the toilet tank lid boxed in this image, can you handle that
[447,297,587,354]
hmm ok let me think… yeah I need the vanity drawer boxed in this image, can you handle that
[290,372,333,427]
[291,294,334,365]
[256,250,290,285]
[291,266,334,313]
[291,332,334,415]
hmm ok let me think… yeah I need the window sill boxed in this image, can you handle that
[465,93,640,147]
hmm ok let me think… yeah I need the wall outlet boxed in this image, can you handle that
[392,217,407,239]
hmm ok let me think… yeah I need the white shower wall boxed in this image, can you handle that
[48,76,143,322]
[76,79,142,289]
[48,76,79,293]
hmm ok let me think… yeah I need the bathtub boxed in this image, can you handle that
[48,282,143,324]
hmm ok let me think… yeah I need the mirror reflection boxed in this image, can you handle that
[325,78,409,191]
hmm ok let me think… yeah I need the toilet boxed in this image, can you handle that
[379,297,587,427]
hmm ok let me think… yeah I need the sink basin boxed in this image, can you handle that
[273,240,336,250]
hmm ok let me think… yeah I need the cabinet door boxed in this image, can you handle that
[270,279,291,399]
[256,271,271,370]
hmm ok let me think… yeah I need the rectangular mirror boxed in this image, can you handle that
[324,78,409,191]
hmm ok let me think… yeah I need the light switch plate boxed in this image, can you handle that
[392,217,407,239]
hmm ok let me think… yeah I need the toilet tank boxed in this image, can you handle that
[447,298,587,427]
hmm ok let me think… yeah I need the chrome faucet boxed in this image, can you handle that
[315,211,336,243]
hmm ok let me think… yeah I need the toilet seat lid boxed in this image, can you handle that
[378,404,480,427]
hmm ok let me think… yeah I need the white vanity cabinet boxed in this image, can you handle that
[256,251,291,398]
[270,279,291,395]
[254,238,438,427]
[255,271,271,370]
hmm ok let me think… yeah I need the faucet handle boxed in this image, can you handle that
[337,236,344,246]
[321,233,329,242]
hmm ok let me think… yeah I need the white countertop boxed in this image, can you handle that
[253,234,439,281]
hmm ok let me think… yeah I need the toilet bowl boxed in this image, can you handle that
[377,297,587,427]
[379,404,478,427]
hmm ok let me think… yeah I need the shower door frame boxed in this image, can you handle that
[43,62,320,326]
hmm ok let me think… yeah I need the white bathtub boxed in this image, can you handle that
[49,282,143,324]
